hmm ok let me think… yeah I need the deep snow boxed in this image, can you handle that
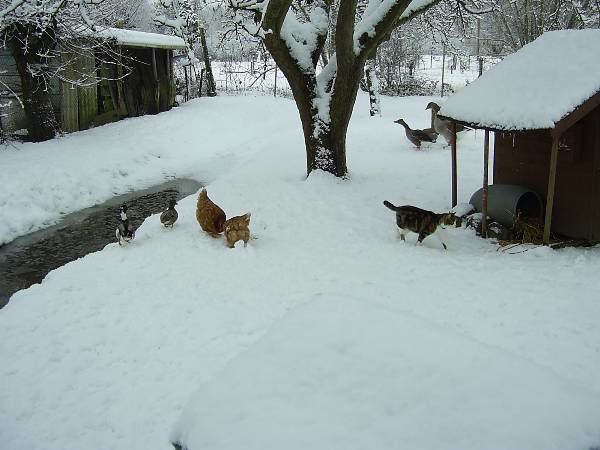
[1,94,600,450]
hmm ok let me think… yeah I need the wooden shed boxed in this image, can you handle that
[1,28,187,135]
[438,30,600,244]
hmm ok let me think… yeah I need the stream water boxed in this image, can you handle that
[0,178,203,309]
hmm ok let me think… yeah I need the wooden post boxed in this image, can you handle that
[151,48,160,113]
[441,45,446,97]
[274,65,278,97]
[476,18,481,57]
[184,67,189,102]
[482,130,490,237]
[166,50,173,105]
[451,121,458,207]
[199,68,205,97]
[543,135,560,244]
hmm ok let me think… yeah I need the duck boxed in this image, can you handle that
[425,102,469,144]
[394,118,438,148]
[160,199,178,228]
[116,204,135,246]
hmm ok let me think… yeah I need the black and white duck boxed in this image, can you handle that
[160,199,178,228]
[116,204,135,246]
[394,118,438,149]
[425,102,469,144]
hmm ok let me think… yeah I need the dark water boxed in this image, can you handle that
[0,179,203,309]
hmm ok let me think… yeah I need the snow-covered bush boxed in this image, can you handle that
[379,76,453,97]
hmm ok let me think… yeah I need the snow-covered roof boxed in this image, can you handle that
[87,27,187,50]
[438,30,600,131]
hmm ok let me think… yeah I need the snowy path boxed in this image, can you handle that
[1,94,600,450]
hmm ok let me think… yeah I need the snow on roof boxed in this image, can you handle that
[90,27,187,50]
[438,30,600,131]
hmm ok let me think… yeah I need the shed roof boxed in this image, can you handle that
[438,30,600,131]
[90,27,187,50]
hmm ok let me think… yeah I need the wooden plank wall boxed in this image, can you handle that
[494,118,597,240]
[61,82,79,133]
[77,51,98,130]
[3,44,177,135]
[589,106,600,240]
[0,48,22,93]
[0,48,28,132]
[60,49,98,132]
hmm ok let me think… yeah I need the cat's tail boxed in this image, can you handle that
[383,200,398,211]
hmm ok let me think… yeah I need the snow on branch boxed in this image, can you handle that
[73,0,103,29]
[316,53,337,93]
[353,0,441,56]
[0,0,67,33]
[0,0,26,25]
[279,3,328,73]
[453,0,494,15]
[155,14,185,36]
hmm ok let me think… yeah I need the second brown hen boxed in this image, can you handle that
[224,213,251,248]
[196,188,226,237]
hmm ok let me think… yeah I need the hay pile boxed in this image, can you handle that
[501,214,545,246]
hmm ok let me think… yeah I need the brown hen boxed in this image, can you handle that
[224,213,251,248]
[196,188,226,237]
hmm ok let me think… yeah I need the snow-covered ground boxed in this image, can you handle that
[0,97,284,245]
[1,94,600,450]
[0,54,497,246]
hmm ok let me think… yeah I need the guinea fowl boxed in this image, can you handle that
[196,188,226,237]
[425,102,469,144]
[394,118,438,148]
[160,199,178,228]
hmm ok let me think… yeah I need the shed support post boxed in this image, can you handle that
[451,121,458,207]
[482,130,490,237]
[152,48,159,113]
[543,135,560,244]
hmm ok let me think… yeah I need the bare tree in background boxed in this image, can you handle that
[156,0,217,96]
[486,0,600,51]
[97,0,156,30]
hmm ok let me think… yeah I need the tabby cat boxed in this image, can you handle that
[383,200,455,250]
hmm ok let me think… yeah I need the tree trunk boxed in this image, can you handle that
[287,66,362,177]
[7,25,58,142]
[199,27,216,97]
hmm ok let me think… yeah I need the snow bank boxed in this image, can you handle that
[439,30,600,130]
